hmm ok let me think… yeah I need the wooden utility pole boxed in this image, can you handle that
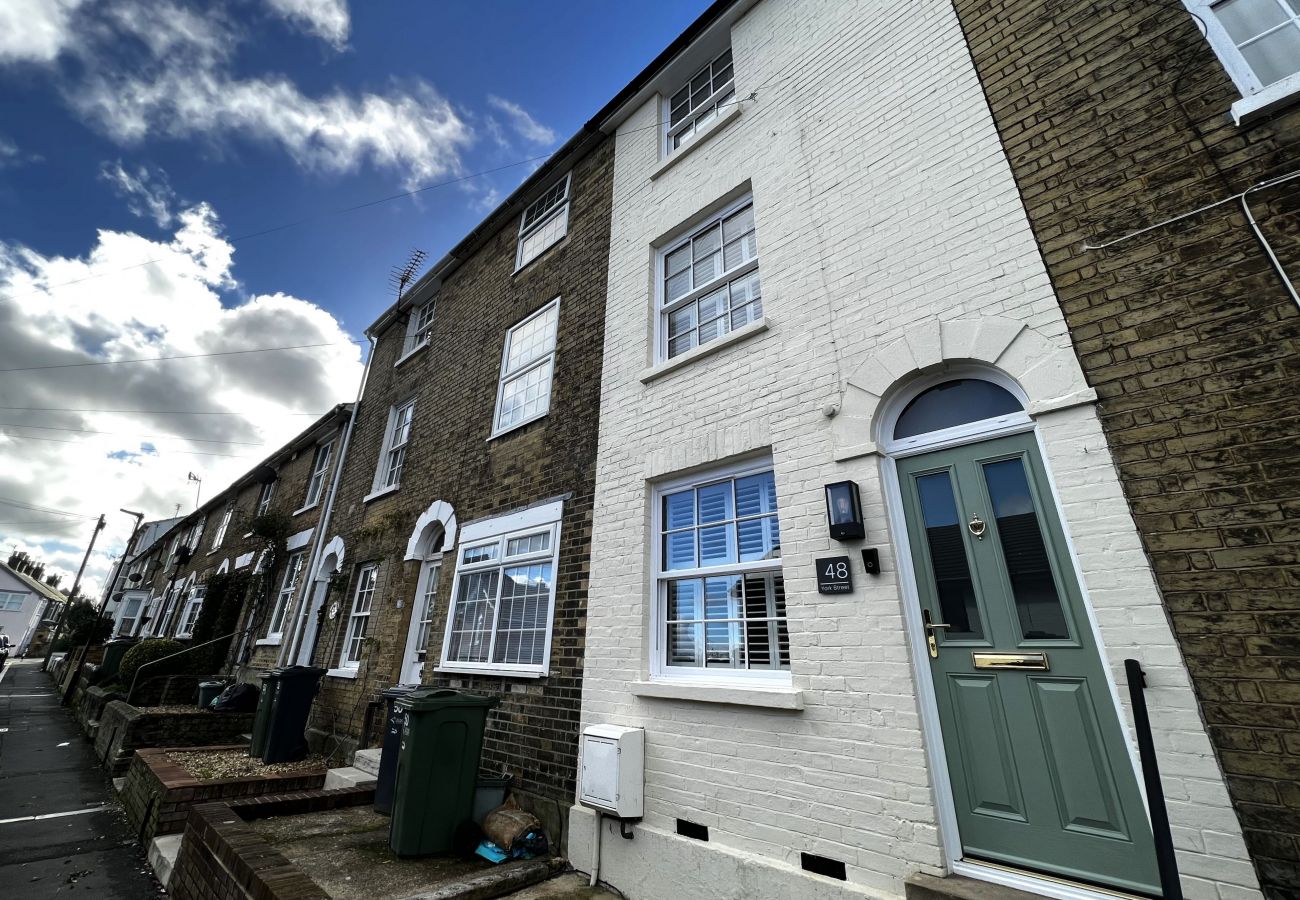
[42,514,106,672]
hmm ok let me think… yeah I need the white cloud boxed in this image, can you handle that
[487,95,557,146]
[0,201,363,599]
[265,0,350,49]
[0,0,86,65]
[99,161,178,227]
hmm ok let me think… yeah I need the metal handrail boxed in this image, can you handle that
[125,627,249,705]
[1124,659,1183,900]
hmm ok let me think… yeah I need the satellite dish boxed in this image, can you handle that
[128,573,143,583]
[250,465,278,485]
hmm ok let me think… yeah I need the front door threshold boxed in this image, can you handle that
[938,860,1155,900]
[907,872,1052,900]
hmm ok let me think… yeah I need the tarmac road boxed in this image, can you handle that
[0,657,164,898]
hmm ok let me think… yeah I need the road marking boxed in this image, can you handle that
[1,693,57,698]
[0,804,107,826]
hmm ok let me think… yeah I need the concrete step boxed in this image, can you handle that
[323,766,377,791]
[905,874,1049,900]
[148,833,183,888]
[352,747,382,776]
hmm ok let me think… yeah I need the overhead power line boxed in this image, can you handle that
[0,341,365,374]
[0,430,257,458]
[0,496,99,520]
[0,422,266,445]
[0,405,329,416]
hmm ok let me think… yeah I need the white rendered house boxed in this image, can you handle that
[570,2,1260,899]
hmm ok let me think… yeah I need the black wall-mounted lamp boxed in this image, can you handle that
[824,481,865,541]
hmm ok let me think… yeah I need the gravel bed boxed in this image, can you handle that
[166,748,328,781]
[136,705,212,714]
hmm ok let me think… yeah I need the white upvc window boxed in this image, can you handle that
[516,174,571,270]
[255,480,276,518]
[1185,0,1300,117]
[175,586,205,639]
[439,501,563,677]
[0,591,26,611]
[400,299,437,360]
[665,47,735,154]
[652,459,789,683]
[211,502,234,551]
[302,439,334,509]
[492,298,560,436]
[117,591,145,636]
[374,400,415,493]
[657,196,760,361]
[266,551,306,641]
[340,563,378,669]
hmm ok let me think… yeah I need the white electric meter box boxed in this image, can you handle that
[579,724,644,818]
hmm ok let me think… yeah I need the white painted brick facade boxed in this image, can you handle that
[572,1,1259,898]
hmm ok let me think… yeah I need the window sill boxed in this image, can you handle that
[255,637,282,647]
[632,679,804,709]
[1232,73,1300,125]
[434,664,546,679]
[326,667,359,680]
[363,484,400,504]
[639,317,770,384]
[394,342,427,368]
[651,103,742,182]
[292,503,318,517]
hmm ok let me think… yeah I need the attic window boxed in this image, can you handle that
[516,174,571,270]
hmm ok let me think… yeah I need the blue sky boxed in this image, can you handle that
[1,0,709,334]
[0,0,710,594]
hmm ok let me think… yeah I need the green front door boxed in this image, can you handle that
[898,433,1160,896]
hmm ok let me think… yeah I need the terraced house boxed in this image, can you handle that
[274,123,614,840]
[568,1,1268,899]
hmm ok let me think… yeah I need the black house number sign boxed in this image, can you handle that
[816,556,853,594]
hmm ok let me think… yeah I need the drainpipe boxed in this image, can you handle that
[280,335,376,668]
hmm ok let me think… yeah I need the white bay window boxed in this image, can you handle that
[654,461,788,681]
[439,500,562,677]
[658,197,760,361]
[492,298,559,436]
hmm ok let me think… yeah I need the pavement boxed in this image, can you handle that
[0,658,164,898]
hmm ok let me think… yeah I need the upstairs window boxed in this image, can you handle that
[302,439,334,509]
[516,175,571,270]
[1187,0,1300,117]
[492,298,560,436]
[666,48,734,153]
[0,591,25,611]
[401,299,436,359]
[255,480,276,518]
[658,197,760,361]
[211,502,234,551]
[374,400,415,493]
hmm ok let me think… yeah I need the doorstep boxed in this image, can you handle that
[906,874,1049,900]
[324,765,377,790]
[352,746,382,777]
[148,833,183,888]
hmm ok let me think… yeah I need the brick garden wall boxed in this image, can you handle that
[305,136,614,823]
[94,701,254,775]
[948,2,1300,896]
[120,747,326,847]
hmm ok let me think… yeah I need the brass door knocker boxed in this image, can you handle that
[968,514,986,540]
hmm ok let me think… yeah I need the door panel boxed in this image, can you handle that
[898,432,1160,895]
[1029,677,1127,838]
[948,675,1026,821]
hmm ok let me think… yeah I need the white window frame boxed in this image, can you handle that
[437,500,563,678]
[210,502,234,552]
[515,174,571,271]
[255,480,276,518]
[369,400,415,498]
[650,457,790,686]
[1183,0,1300,121]
[175,585,205,639]
[264,551,306,643]
[398,298,437,363]
[0,591,26,612]
[117,591,146,636]
[490,297,560,438]
[300,439,334,511]
[655,194,761,363]
[663,46,735,156]
[339,563,379,670]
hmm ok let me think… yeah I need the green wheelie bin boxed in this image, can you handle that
[248,670,278,758]
[389,688,499,857]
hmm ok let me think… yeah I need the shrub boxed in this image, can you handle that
[119,638,185,690]
[52,600,112,651]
